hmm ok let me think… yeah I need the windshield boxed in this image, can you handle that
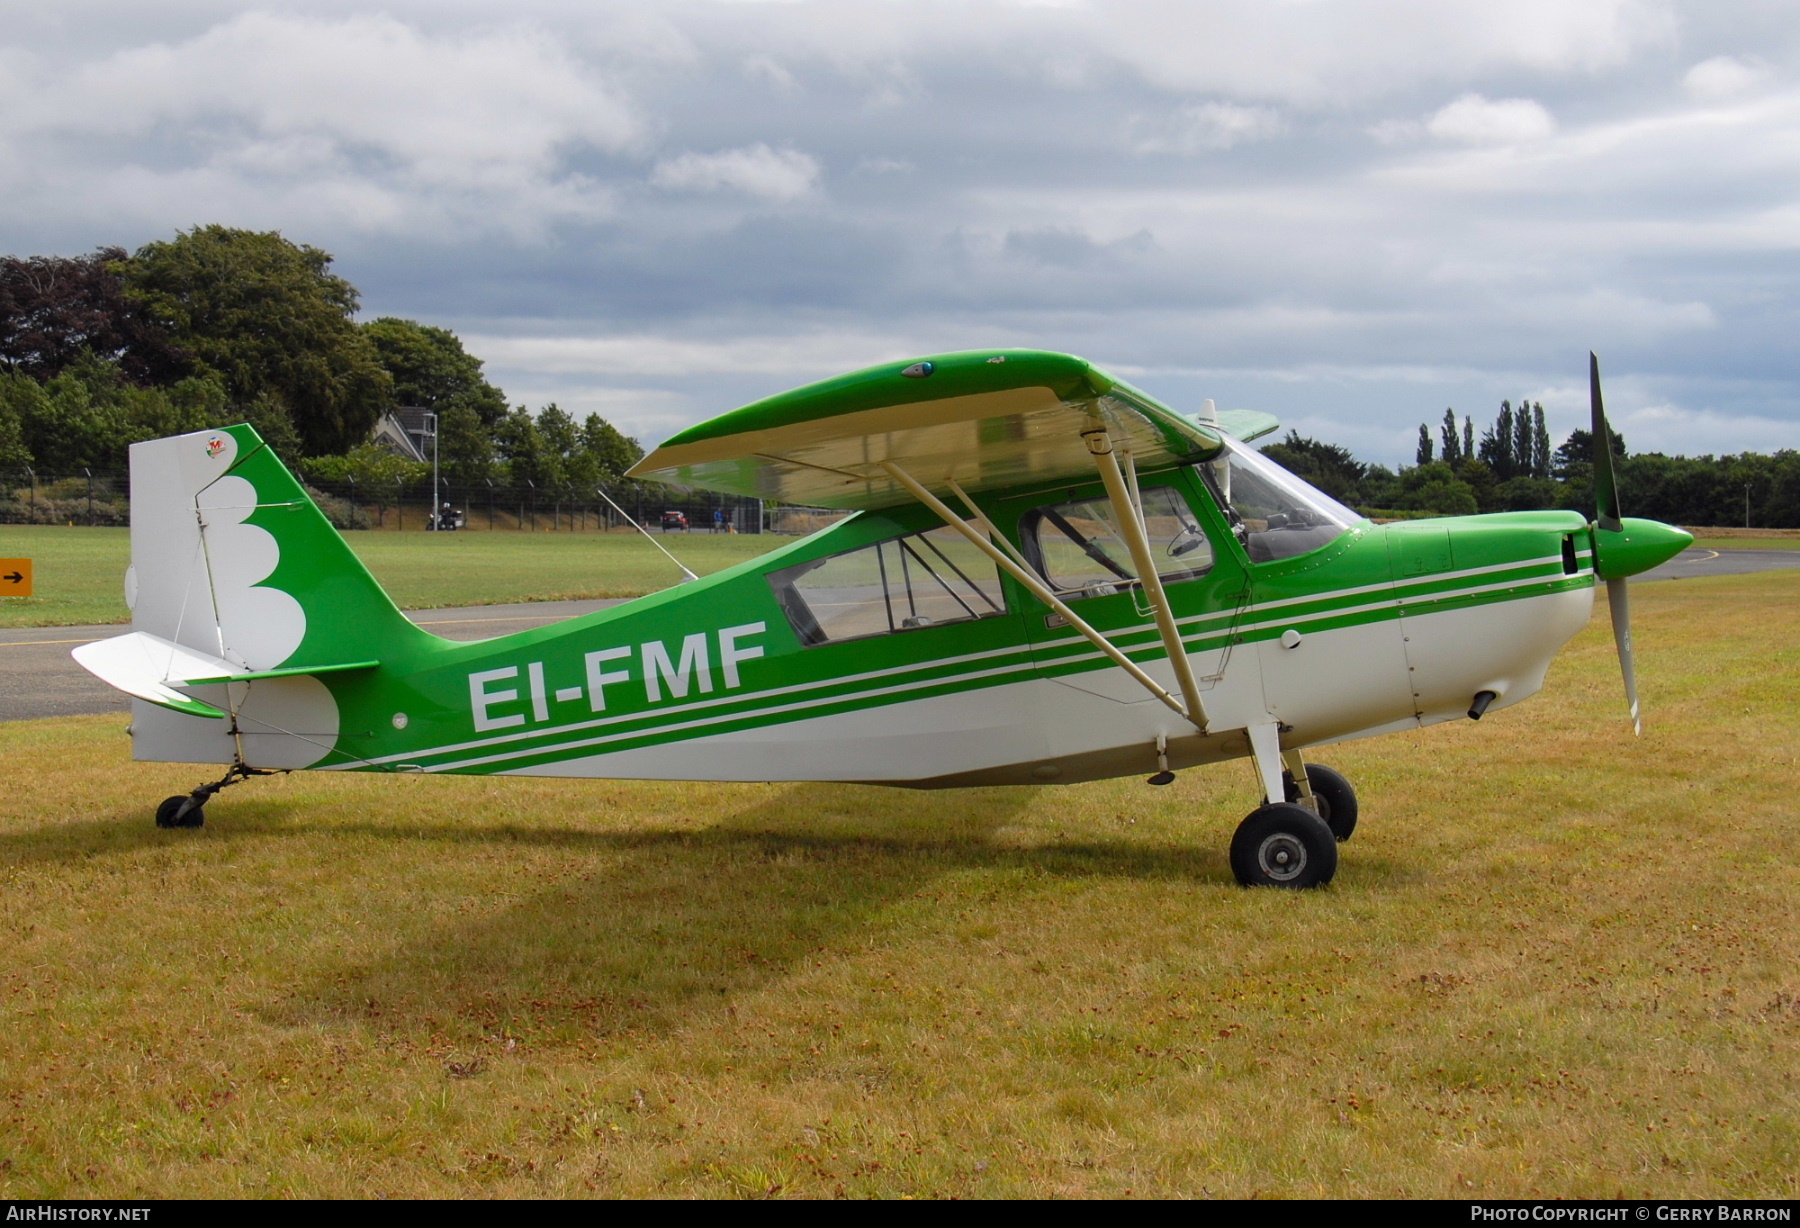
[1201,437,1359,562]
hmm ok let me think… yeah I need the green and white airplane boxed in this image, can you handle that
[74,350,1690,888]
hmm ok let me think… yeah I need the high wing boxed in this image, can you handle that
[627,349,1278,508]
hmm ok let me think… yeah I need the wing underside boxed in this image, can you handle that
[628,349,1276,507]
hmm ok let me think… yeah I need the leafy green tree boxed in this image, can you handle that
[1454,456,1497,511]
[1480,400,1518,480]
[437,402,494,483]
[536,404,579,461]
[1493,475,1559,511]
[123,226,391,456]
[1416,424,1433,466]
[1261,430,1367,504]
[298,443,428,491]
[361,317,508,427]
[1,353,228,472]
[0,378,37,471]
[1439,408,1461,465]
[1392,461,1478,516]
[579,413,643,480]
[494,406,559,489]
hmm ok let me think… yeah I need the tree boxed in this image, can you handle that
[1393,461,1478,516]
[1554,426,1626,475]
[0,247,188,384]
[1532,404,1551,479]
[1480,400,1518,480]
[1,354,227,472]
[579,414,643,480]
[0,379,36,471]
[122,226,391,456]
[1439,408,1461,465]
[1416,424,1433,466]
[298,443,428,492]
[436,402,494,483]
[494,406,558,489]
[1511,402,1532,480]
[1261,430,1368,504]
[361,317,508,427]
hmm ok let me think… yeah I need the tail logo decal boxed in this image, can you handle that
[196,475,306,672]
[205,436,227,458]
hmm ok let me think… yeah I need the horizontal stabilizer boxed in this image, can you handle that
[72,632,379,718]
[184,659,379,686]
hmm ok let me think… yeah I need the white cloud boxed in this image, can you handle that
[1069,0,1676,103]
[1135,102,1284,153]
[650,143,821,200]
[1426,94,1558,144]
[465,329,923,379]
[1682,55,1772,102]
[742,53,799,92]
[0,13,637,235]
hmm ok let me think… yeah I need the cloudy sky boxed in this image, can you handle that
[2,0,1796,464]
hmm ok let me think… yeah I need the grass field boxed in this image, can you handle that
[0,526,784,627]
[0,571,1793,1198]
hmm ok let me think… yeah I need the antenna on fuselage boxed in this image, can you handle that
[594,487,700,584]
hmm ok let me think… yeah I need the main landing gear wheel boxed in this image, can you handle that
[155,795,205,829]
[1230,803,1337,888]
[1282,763,1358,842]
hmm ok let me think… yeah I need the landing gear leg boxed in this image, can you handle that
[1231,723,1338,887]
[153,762,279,829]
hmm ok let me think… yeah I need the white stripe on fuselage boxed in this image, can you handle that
[340,551,1584,773]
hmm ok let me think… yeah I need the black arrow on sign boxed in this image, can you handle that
[3,572,21,584]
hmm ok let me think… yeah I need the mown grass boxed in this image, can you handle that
[0,526,783,627]
[0,571,1794,1198]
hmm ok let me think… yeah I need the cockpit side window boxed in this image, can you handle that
[1199,438,1358,563]
[767,524,1008,646]
[1020,485,1214,600]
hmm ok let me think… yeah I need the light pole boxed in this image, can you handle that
[425,412,440,531]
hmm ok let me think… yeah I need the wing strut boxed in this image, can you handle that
[878,459,1205,731]
[1084,423,1210,733]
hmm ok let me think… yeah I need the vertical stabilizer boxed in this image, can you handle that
[121,424,426,766]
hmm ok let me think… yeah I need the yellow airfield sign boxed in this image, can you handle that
[0,559,32,597]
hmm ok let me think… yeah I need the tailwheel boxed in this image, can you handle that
[155,795,205,829]
[1230,803,1337,888]
[1282,763,1358,842]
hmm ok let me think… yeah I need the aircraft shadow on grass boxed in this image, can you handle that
[237,782,1237,1041]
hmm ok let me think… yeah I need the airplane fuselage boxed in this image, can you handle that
[134,457,1600,788]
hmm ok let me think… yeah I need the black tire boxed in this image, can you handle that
[1282,763,1358,842]
[155,795,204,829]
[1230,803,1338,888]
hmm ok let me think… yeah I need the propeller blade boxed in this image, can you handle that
[1606,577,1640,735]
[1590,352,1623,532]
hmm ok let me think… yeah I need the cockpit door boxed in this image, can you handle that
[1006,471,1256,712]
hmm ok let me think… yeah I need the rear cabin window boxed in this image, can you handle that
[767,525,1008,647]
[1021,485,1214,599]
